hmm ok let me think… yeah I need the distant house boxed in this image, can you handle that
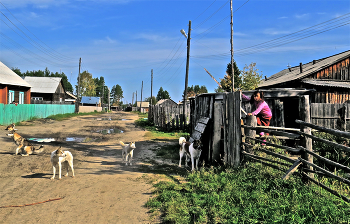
[156,99,177,107]
[134,101,150,113]
[259,50,350,104]
[0,61,31,104]
[65,91,77,104]
[80,96,101,107]
[24,76,67,104]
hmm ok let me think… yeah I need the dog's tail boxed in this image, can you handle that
[119,141,125,146]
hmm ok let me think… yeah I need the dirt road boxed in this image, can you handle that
[0,111,177,224]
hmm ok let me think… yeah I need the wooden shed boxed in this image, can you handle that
[259,50,350,104]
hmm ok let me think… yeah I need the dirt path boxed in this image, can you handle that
[0,111,177,224]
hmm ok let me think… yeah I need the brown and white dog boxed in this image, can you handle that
[120,141,136,165]
[6,130,26,155]
[5,123,16,132]
[178,137,189,167]
[180,139,203,171]
[50,146,75,180]
[16,138,44,156]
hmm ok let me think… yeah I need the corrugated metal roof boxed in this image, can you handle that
[81,96,100,104]
[302,80,350,89]
[0,61,31,87]
[24,76,62,93]
[259,50,350,88]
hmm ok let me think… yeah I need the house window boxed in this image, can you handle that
[19,92,24,104]
[8,90,14,104]
[31,97,43,101]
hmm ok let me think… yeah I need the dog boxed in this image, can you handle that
[178,137,190,167]
[50,146,75,180]
[181,139,203,171]
[120,141,136,165]
[6,130,26,155]
[16,138,44,156]
[5,123,16,132]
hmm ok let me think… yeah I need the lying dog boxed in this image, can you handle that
[120,141,136,165]
[7,130,26,155]
[181,139,203,171]
[50,146,75,180]
[16,138,44,156]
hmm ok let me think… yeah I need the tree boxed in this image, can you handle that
[185,85,208,98]
[240,63,263,90]
[76,71,96,98]
[111,84,123,105]
[94,77,106,103]
[156,87,170,101]
[216,61,242,92]
[145,96,157,105]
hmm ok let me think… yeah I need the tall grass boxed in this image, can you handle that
[146,163,350,223]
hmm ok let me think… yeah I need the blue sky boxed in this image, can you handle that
[1,0,349,103]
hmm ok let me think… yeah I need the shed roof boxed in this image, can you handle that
[81,96,100,104]
[0,61,31,88]
[66,91,77,99]
[156,99,177,105]
[136,101,149,107]
[301,80,350,89]
[24,76,62,93]
[259,50,350,88]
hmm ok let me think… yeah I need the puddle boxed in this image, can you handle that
[27,137,96,143]
[94,128,124,134]
[93,117,113,121]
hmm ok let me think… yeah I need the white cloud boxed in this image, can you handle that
[295,13,310,19]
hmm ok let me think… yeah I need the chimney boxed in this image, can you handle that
[313,60,316,65]
[264,76,267,81]
[299,63,303,73]
[288,68,291,72]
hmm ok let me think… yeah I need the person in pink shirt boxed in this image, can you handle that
[242,90,272,137]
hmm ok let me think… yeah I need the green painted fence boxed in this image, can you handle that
[0,104,75,126]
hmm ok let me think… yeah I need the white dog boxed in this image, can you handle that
[120,141,136,165]
[180,139,203,171]
[178,137,189,167]
[50,146,75,180]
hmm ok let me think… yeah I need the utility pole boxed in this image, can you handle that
[132,92,134,105]
[108,87,110,111]
[183,20,191,128]
[140,81,143,112]
[77,58,81,99]
[136,91,137,111]
[151,69,153,106]
[230,0,234,92]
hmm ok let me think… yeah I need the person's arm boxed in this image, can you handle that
[242,93,250,101]
[252,101,265,116]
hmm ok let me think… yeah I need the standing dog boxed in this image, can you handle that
[50,146,75,180]
[120,141,136,165]
[181,139,203,171]
[178,137,189,167]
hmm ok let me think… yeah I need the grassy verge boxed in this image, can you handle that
[146,163,350,224]
[46,111,105,121]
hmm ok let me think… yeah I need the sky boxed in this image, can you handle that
[1,0,349,104]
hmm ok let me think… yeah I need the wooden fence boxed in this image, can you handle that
[311,103,349,131]
[242,95,350,202]
[148,103,190,130]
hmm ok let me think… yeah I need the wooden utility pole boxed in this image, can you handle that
[151,69,153,106]
[132,92,134,105]
[136,91,137,111]
[183,20,191,128]
[140,81,143,112]
[108,87,110,111]
[77,58,81,99]
[230,0,234,92]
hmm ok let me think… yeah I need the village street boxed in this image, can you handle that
[0,111,177,224]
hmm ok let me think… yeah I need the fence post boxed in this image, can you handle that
[245,115,257,138]
[299,95,314,180]
[233,91,242,167]
[344,104,347,131]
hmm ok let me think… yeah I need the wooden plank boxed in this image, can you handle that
[242,151,292,167]
[298,157,350,186]
[212,102,222,163]
[198,116,210,124]
[295,119,350,138]
[233,91,241,167]
[300,172,350,203]
[245,137,301,153]
[194,123,206,133]
[297,132,350,153]
[242,142,297,163]
[282,159,303,180]
[242,125,301,139]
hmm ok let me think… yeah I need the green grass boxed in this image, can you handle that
[146,164,350,224]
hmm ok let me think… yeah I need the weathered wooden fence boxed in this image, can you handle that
[0,103,76,125]
[242,95,350,202]
[311,103,349,131]
[148,103,190,130]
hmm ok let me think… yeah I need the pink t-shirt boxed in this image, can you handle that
[242,94,272,118]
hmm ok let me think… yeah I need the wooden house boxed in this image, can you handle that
[24,76,67,104]
[259,50,350,104]
[0,61,31,104]
[156,99,177,107]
